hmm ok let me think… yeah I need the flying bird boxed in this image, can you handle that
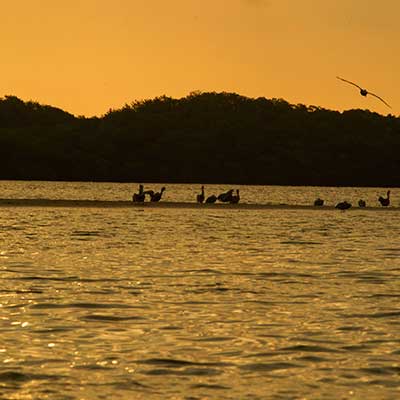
[336,76,391,108]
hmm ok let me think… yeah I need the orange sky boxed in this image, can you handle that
[1,0,398,116]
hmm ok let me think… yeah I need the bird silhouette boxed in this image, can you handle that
[217,189,234,203]
[132,184,145,202]
[205,194,217,204]
[230,189,240,204]
[336,76,391,108]
[145,187,166,202]
[358,199,366,208]
[314,198,324,206]
[197,186,205,203]
[335,201,352,210]
[378,190,390,207]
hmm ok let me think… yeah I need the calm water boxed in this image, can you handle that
[1,181,400,399]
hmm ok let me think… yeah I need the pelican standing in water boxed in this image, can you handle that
[358,199,366,208]
[145,187,166,202]
[335,201,352,210]
[336,76,391,108]
[217,189,234,203]
[205,194,217,204]
[378,190,391,207]
[230,189,240,204]
[132,184,145,202]
[314,198,324,206]
[151,187,166,202]
[197,186,205,203]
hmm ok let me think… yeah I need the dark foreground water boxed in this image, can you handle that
[1,182,400,399]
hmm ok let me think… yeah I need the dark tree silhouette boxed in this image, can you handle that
[0,93,399,186]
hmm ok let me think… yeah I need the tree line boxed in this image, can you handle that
[0,92,399,187]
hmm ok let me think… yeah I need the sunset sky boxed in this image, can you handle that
[1,0,398,117]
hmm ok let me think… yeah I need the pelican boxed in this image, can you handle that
[314,198,324,206]
[336,76,391,108]
[358,199,366,207]
[230,189,240,204]
[335,201,352,210]
[197,186,205,203]
[149,187,166,202]
[132,184,145,202]
[378,190,390,207]
[217,189,234,203]
[205,194,217,204]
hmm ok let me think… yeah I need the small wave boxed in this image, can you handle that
[1,289,43,295]
[296,355,328,362]
[10,275,78,282]
[370,293,400,298]
[20,358,65,366]
[192,336,234,342]
[256,272,316,279]
[0,371,62,383]
[367,379,400,388]
[341,345,371,352]
[280,240,323,245]
[108,380,150,390]
[145,368,221,376]
[360,366,400,376]
[138,358,198,367]
[74,364,112,370]
[337,325,365,331]
[244,351,288,358]
[334,271,396,279]
[81,314,146,322]
[35,327,77,333]
[71,230,102,236]
[185,268,224,275]
[344,310,400,319]
[8,276,126,284]
[280,344,341,353]
[240,362,303,372]
[137,358,233,368]
[30,302,139,309]
[191,383,230,390]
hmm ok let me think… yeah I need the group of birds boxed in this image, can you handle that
[314,190,391,210]
[133,184,392,209]
[132,185,166,202]
[196,186,240,204]
[131,185,240,204]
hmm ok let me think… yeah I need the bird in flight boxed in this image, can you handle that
[336,76,391,108]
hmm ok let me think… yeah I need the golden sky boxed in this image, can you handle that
[1,0,398,116]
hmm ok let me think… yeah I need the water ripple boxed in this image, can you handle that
[240,362,304,372]
[2,183,400,399]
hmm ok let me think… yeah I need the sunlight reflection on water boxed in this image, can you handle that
[1,181,400,399]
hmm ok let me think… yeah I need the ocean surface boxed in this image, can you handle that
[1,181,400,399]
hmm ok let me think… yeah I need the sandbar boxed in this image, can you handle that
[0,198,398,211]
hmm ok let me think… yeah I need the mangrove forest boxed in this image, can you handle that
[0,92,399,187]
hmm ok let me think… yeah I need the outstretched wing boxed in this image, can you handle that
[336,76,363,90]
[367,91,392,108]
